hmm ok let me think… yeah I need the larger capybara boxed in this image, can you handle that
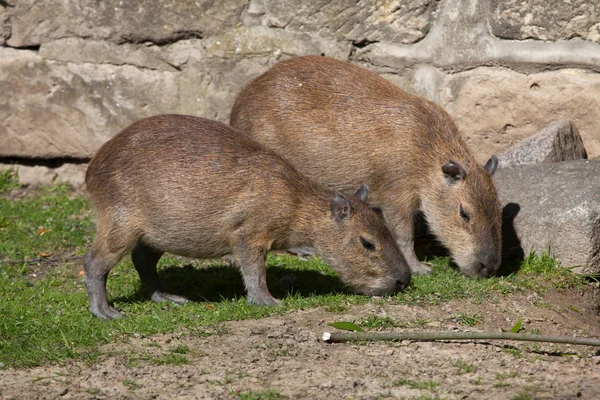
[230,56,502,278]
[84,115,411,319]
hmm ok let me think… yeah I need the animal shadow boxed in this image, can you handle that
[497,202,524,276]
[113,261,351,305]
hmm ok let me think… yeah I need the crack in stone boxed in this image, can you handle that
[118,31,204,47]
[0,156,90,167]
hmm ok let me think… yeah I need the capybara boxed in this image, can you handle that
[230,56,502,278]
[84,115,411,319]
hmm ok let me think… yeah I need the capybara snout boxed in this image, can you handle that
[83,115,411,319]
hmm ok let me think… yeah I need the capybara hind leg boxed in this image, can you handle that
[131,241,188,305]
[235,240,281,306]
[84,248,126,320]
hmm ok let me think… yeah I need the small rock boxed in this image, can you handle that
[319,381,334,389]
[497,120,587,168]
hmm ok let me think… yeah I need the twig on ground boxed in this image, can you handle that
[321,331,600,347]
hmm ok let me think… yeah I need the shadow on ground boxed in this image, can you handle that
[111,262,351,305]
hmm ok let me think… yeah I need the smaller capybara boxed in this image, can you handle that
[84,115,411,319]
[230,56,502,278]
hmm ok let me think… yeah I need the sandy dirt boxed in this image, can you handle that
[1,287,600,400]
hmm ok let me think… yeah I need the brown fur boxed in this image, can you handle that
[84,115,410,319]
[230,56,502,277]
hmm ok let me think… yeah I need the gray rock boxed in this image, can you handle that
[491,0,600,43]
[6,0,247,47]
[494,160,600,274]
[498,120,588,168]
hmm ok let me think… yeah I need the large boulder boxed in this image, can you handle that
[494,160,600,275]
[498,120,588,168]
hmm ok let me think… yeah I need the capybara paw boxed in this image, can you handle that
[410,261,433,275]
[92,305,125,320]
[151,292,189,305]
[247,293,282,306]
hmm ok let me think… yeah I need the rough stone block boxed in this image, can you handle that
[0,48,180,158]
[494,160,600,274]
[0,44,307,159]
[498,120,588,168]
[491,0,600,43]
[248,0,438,44]
[440,67,600,162]
[6,0,246,47]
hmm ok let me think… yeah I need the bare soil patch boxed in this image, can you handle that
[2,287,600,400]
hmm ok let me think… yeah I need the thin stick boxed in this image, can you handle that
[322,331,600,347]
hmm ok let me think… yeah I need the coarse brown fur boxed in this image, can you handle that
[230,56,502,277]
[84,115,411,319]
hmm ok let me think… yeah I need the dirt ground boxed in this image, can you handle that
[2,287,600,400]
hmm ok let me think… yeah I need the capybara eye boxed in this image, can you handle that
[360,237,376,251]
[459,204,470,223]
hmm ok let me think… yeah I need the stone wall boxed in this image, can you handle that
[1,0,600,175]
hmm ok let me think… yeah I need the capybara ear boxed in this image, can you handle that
[484,155,498,177]
[442,160,466,182]
[330,193,352,222]
[354,184,369,202]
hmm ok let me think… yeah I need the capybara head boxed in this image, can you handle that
[423,155,502,278]
[315,185,412,295]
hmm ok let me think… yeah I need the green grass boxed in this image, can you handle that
[122,378,141,391]
[392,377,439,390]
[458,312,481,327]
[452,359,477,375]
[0,168,19,194]
[152,353,190,366]
[358,315,399,330]
[234,390,285,400]
[0,188,587,368]
[0,185,93,260]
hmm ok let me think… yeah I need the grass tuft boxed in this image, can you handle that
[392,377,439,390]
[0,168,19,194]
[234,390,286,400]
